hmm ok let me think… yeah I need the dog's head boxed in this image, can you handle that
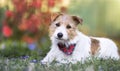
[49,13,83,43]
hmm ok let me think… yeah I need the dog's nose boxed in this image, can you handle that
[57,33,63,38]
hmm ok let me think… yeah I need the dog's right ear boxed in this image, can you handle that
[51,13,62,22]
[72,16,83,25]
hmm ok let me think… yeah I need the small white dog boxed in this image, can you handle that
[41,13,120,64]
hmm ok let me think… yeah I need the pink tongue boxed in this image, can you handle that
[57,43,76,55]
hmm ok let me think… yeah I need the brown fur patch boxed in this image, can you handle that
[72,16,83,25]
[91,38,100,55]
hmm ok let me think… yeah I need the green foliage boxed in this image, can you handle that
[38,36,51,57]
[0,7,5,26]
[0,7,5,38]
[0,40,39,58]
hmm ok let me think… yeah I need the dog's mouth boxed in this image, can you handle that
[57,42,76,55]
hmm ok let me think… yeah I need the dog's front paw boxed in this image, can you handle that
[40,60,48,65]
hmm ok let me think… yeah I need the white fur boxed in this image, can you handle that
[41,29,119,64]
[53,25,68,41]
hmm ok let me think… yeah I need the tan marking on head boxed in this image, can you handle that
[67,26,77,39]
[49,13,83,40]
[49,24,56,37]
[91,38,100,55]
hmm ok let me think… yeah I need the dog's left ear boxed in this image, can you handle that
[72,16,83,25]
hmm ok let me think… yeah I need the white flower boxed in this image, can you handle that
[0,43,6,49]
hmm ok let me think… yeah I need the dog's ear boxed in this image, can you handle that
[72,16,83,25]
[51,13,62,22]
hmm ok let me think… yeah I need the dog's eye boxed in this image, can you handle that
[56,23,60,27]
[66,25,71,29]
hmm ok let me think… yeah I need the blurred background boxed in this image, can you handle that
[0,0,120,58]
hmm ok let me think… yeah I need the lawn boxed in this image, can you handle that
[0,40,120,71]
[0,57,120,71]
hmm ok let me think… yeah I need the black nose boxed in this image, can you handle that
[57,33,63,38]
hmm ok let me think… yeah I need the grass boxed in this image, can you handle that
[0,57,120,71]
[0,40,120,71]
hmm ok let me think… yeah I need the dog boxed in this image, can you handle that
[41,13,120,64]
